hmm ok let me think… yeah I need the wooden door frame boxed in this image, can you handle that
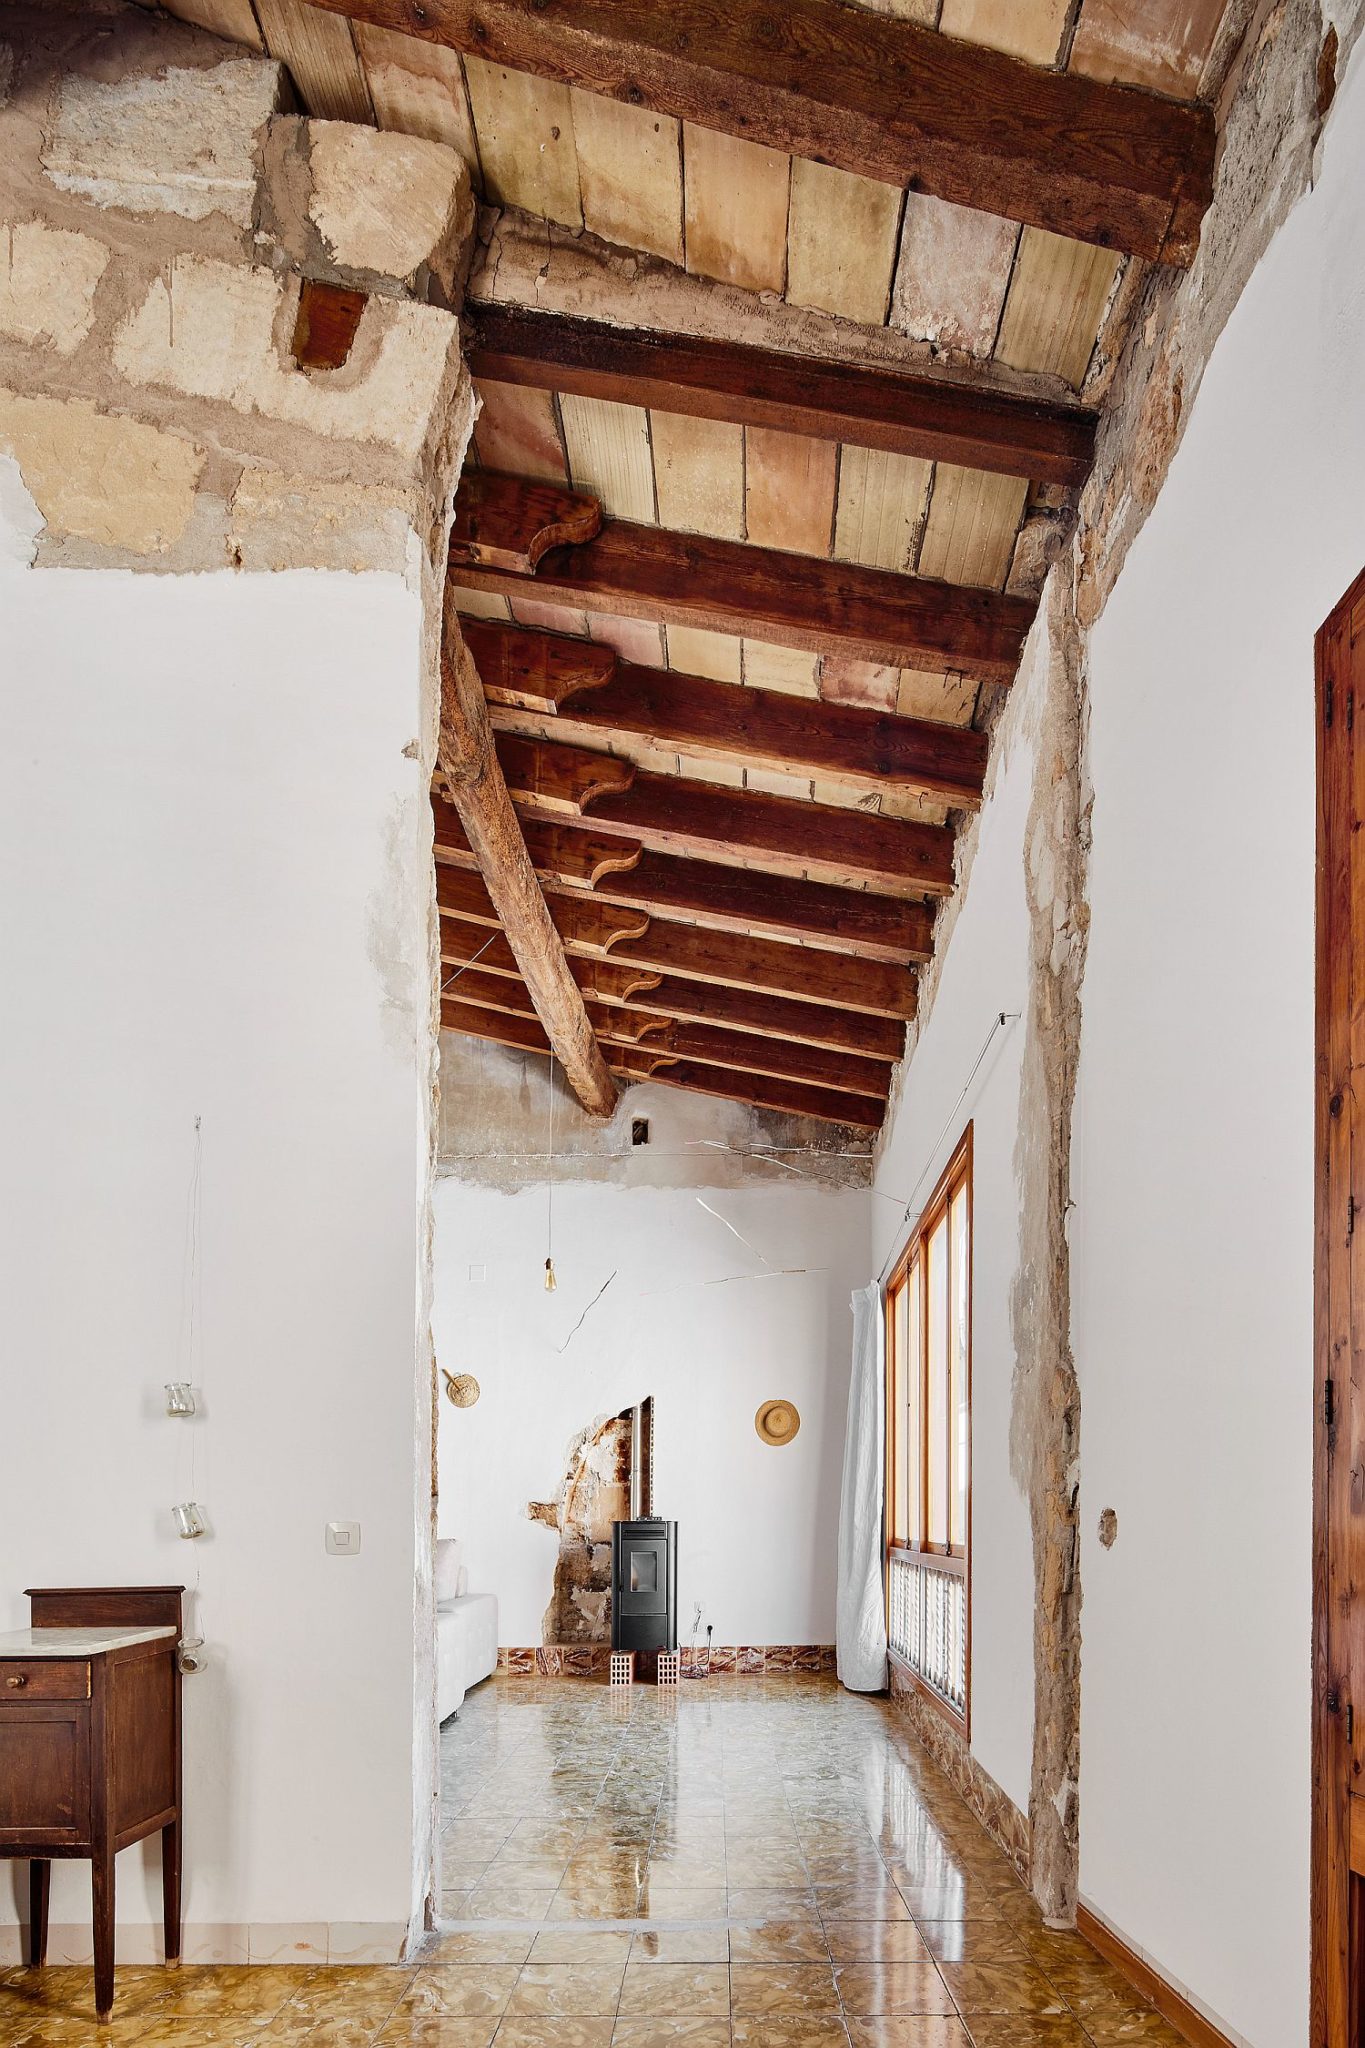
[1312,563,1365,2045]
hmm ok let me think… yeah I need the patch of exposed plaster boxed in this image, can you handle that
[533,1412,633,1645]
[0,447,43,564]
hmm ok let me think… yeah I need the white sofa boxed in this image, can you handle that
[436,1539,498,1722]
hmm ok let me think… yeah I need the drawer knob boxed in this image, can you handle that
[5,1674,27,1688]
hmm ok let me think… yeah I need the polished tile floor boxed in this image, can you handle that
[1,1675,1183,2046]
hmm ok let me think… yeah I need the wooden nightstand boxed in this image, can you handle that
[0,1586,184,2020]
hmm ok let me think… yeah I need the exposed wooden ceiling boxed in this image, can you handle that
[171,0,1237,1129]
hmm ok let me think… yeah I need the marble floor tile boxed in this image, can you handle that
[424,1936,537,1968]
[528,1934,634,1969]
[495,2022,616,2048]
[815,1889,911,1925]
[504,1965,627,2017]
[372,2022,501,2047]
[609,2023,731,2048]
[616,1966,731,2019]
[822,1926,929,1966]
[845,2022,971,2048]
[915,1926,1029,1967]
[729,1923,833,1965]
[833,1963,955,2017]
[628,1932,730,1966]
[1073,2018,1187,2046]
[730,2018,852,2048]
[729,1963,841,2016]
[956,2021,1088,2048]
[934,1964,1067,2016]
[399,1968,521,2019]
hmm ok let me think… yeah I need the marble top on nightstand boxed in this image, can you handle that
[0,1626,178,1657]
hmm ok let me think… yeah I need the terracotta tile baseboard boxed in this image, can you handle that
[496,1645,837,1677]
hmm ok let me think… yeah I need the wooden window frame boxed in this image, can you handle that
[884,1125,973,1735]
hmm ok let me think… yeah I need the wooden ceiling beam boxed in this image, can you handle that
[307,0,1215,264]
[465,616,988,809]
[468,306,1097,489]
[436,604,616,1117]
[437,881,918,1018]
[440,930,907,1058]
[486,737,954,898]
[452,477,1033,683]
[434,800,934,960]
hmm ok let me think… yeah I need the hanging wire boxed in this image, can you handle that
[440,933,498,996]
[545,1056,557,1291]
[875,1009,1020,1286]
[177,1116,207,1650]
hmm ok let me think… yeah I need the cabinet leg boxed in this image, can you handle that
[92,1850,115,2021]
[162,1820,181,1963]
[28,1861,49,1967]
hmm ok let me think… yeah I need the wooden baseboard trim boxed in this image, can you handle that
[1075,1905,1236,2048]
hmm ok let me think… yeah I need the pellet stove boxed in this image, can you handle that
[611,1518,677,1659]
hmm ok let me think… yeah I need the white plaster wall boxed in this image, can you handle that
[434,1179,870,1647]
[871,650,1039,1823]
[0,550,435,1955]
[1071,51,1365,2046]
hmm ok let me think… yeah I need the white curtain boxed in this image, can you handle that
[836,1283,888,1692]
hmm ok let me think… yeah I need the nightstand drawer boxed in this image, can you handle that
[0,1660,90,1701]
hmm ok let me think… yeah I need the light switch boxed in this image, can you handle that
[326,1521,361,1556]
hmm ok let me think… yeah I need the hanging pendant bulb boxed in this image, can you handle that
[544,1256,558,1293]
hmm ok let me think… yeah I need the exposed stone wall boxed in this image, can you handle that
[0,4,475,575]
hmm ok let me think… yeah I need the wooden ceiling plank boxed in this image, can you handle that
[570,89,685,264]
[466,305,1098,488]
[305,0,1217,264]
[257,0,372,117]
[461,55,583,227]
[437,609,617,1116]
[682,124,791,294]
[452,475,1033,682]
[472,624,990,804]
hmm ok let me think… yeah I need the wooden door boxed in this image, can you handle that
[1314,564,1365,2045]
